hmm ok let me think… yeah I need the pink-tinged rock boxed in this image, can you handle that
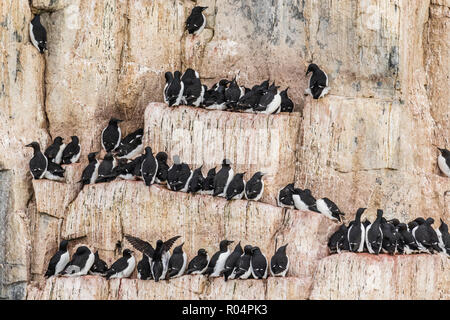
[310,253,450,300]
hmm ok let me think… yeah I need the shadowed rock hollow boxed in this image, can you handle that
[0,0,448,300]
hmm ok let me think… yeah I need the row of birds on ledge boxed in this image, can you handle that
[328,208,450,257]
[45,237,289,282]
[163,64,329,114]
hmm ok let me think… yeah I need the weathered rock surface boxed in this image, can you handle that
[310,253,450,300]
[26,275,309,300]
[0,0,448,300]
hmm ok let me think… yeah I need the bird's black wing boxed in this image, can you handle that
[44,145,58,160]
[162,235,181,252]
[108,256,128,273]
[125,235,154,258]
[45,251,63,277]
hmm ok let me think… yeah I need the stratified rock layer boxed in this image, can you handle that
[310,253,450,300]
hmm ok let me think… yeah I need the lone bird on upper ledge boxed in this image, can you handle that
[30,15,47,54]
[304,63,330,99]
[186,6,208,35]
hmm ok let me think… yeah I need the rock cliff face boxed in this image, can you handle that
[0,0,448,299]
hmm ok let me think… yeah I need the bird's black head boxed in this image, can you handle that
[338,224,348,232]
[144,146,153,155]
[236,172,246,178]
[174,71,182,79]
[251,246,261,254]
[25,141,41,151]
[164,71,173,83]
[243,245,253,254]
[70,136,79,143]
[75,246,89,255]
[426,217,434,225]
[276,243,288,255]
[388,218,400,226]
[219,239,233,251]
[156,152,168,162]
[173,243,184,254]
[251,171,265,181]
[59,240,69,251]
[408,221,418,230]
[109,118,123,126]
[156,239,163,248]
[193,6,208,13]
[356,208,367,216]
[437,147,450,157]
[182,68,198,80]
[376,209,384,219]
[197,248,207,256]
[306,63,320,75]
[414,217,426,225]
[233,241,243,253]
[123,249,133,257]
[53,136,64,144]
[87,151,99,162]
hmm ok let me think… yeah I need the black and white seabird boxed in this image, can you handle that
[45,240,69,278]
[250,247,268,279]
[347,208,366,253]
[236,85,264,112]
[365,209,384,254]
[44,136,66,164]
[186,249,209,275]
[280,87,294,112]
[225,77,243,110]
[80,152,100,188]
[397,223,418,254]
[222,242,243,281]
[105,249,135,280]
[167,243,188,279]
[115,128,143,160]
[304,63,330,99]
[328,224,349,254]
[141,147,158,186]
[204,239,233,278]
[436,219,450,256]
[62,246,95,277]
[213,159,234,197]
[89,251,109,276]
[380,218,397,255]
[316,197,345,222]
[292,188,319,212]
[254,83,281,114]
[164,71,184,107]
[204,88,227,110]
[132,154,146,180]
[125,234,181,282]
[277,183,295,208]
[44,161,65,181]
[95,152,117,183]
[187,166,205,193]
[183,77,204,107]
[270,244,289,277]
[411,218,433,253]
[437,147,450,177]
[167,155,193,192]
[231,245,253,279]
[186,6,208,35]
[30,15,47,54]
[102,118,123,153]
[137,255,152,280]
[155,152,169,184]
[200,167,216,195]
[245,172,265,201]
[225,172,246,200]
[61,136,81,164]
[26,141,48,179]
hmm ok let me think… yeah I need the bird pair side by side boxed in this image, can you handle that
[277,183,345,222]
